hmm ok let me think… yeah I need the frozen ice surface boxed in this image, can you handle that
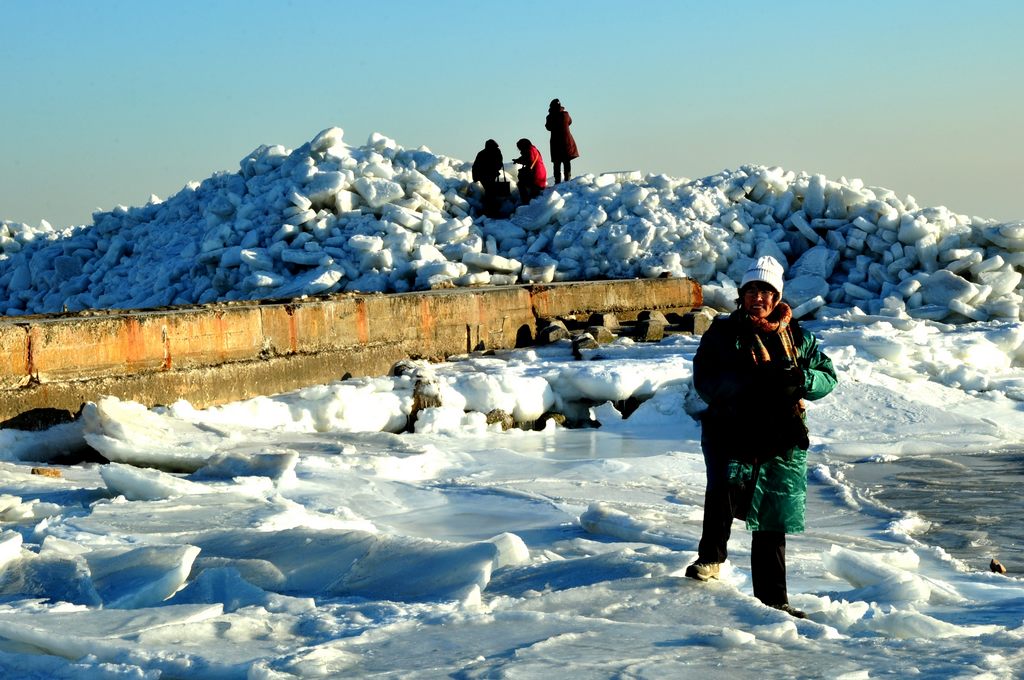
[1,313,1024,675]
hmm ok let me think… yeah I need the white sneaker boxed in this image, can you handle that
[684,561,721,581]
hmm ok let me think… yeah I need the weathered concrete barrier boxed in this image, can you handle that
[0,278,700,424]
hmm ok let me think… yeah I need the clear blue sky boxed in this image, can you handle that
[2,0,1021,227]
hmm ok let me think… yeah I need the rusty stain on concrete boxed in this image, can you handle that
[355,299,370,344]
[162,325,172,371]
[287,306,299,354]
[418,298,435,340]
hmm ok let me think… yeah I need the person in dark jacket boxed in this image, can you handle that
[687,255,837,619]
[472,139,504,217]
[512,138,547,204]
[545,98,579,184]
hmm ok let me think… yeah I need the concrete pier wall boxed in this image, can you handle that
[0,278,700,424]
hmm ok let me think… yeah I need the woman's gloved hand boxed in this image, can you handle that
[776,363,806,398]
[750,362,805,400]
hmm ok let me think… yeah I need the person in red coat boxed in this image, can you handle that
[545,98,579,184]
[513,138,547,204]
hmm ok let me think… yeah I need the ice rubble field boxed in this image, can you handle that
[0,126,1022,676]
[0,126,1022,323]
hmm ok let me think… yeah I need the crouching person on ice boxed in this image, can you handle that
[687,256,837,618]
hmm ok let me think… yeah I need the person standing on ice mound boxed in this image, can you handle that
[545,98,579,184]
[512,138,547,204]
[687,255,837,619]
[472,139,505,217]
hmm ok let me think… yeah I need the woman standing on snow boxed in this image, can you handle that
[688,255,837,618]
[545,98,579,184]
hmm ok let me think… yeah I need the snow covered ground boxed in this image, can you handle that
[0,126,1022,677]
[0,312,1023,678]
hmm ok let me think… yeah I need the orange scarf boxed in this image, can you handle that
[745,302,797,366]
[742,301,808,451]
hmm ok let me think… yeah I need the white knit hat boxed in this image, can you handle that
[741,255,785,294]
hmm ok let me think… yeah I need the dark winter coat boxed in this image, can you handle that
[545,108,579,161]
[693,311,837,533]
[472,146,503,185]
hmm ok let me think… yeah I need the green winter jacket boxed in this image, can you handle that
[693,311,837,533]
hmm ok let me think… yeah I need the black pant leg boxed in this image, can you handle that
[751,530,787,606]
[697,443,732,563]
[552,158,571,184]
